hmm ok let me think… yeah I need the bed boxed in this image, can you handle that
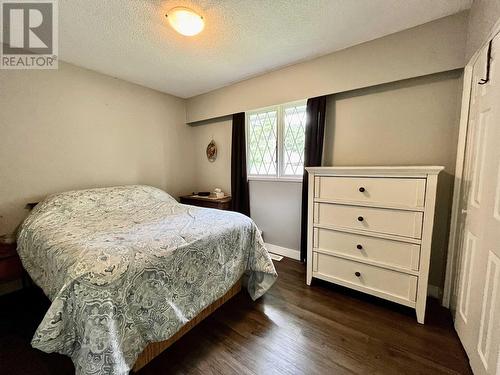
[16,185,277,375]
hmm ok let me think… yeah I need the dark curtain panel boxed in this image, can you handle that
[231,112,250,216]
[300,96,327,262]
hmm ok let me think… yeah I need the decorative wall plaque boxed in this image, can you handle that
[206,139,217,162]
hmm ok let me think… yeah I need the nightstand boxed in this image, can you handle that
[179,195,232,211]
[0,242,24,284]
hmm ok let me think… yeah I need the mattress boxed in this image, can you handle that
[17,185,277,375]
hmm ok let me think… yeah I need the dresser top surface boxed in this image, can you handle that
[305,166,444,176]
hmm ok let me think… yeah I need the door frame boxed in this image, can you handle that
[443,18,500,309]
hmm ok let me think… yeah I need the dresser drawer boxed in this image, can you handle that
[315,176,426,208]
[314,203,423,238]
[313,252,418,303]
[314,228,420,271]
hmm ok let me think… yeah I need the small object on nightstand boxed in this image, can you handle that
[180,194,232,211]
[214,188,225,199]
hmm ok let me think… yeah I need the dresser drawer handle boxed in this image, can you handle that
[355,272,361,277]
[359,187,365,192]
[356,244,363,250]
[357,216,364,222]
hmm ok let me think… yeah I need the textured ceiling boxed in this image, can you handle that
[59,0,471,98]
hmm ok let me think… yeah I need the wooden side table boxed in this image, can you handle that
[0,242,24,284]
[179,195,232,211]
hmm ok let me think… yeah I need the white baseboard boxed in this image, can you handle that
[265,243,300,260]
[427,284,442,299]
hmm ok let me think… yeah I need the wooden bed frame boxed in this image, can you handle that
[132,279,242,372]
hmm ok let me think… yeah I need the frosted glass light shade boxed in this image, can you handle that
[167,7,204,36]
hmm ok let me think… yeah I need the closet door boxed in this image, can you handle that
[454,35,500,375]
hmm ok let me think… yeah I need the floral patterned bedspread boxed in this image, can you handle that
[16,185,277,375]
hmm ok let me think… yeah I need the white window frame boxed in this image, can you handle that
[246,100,306,182]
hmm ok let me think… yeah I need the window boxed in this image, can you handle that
[246,101,306,180]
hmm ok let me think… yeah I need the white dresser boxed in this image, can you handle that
[305,166,443,323]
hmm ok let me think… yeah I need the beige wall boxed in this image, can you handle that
[186,12,467,123]
[0,62,194,235]
[465,0,500,61]
[249,180,302,251]
[191,117,232,194]
[325,70,463,288]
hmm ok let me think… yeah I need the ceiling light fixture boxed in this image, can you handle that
[166,7,204,36]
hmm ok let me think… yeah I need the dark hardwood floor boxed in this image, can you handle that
[0,259,471,374]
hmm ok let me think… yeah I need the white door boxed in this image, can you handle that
[454,34,500,375]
